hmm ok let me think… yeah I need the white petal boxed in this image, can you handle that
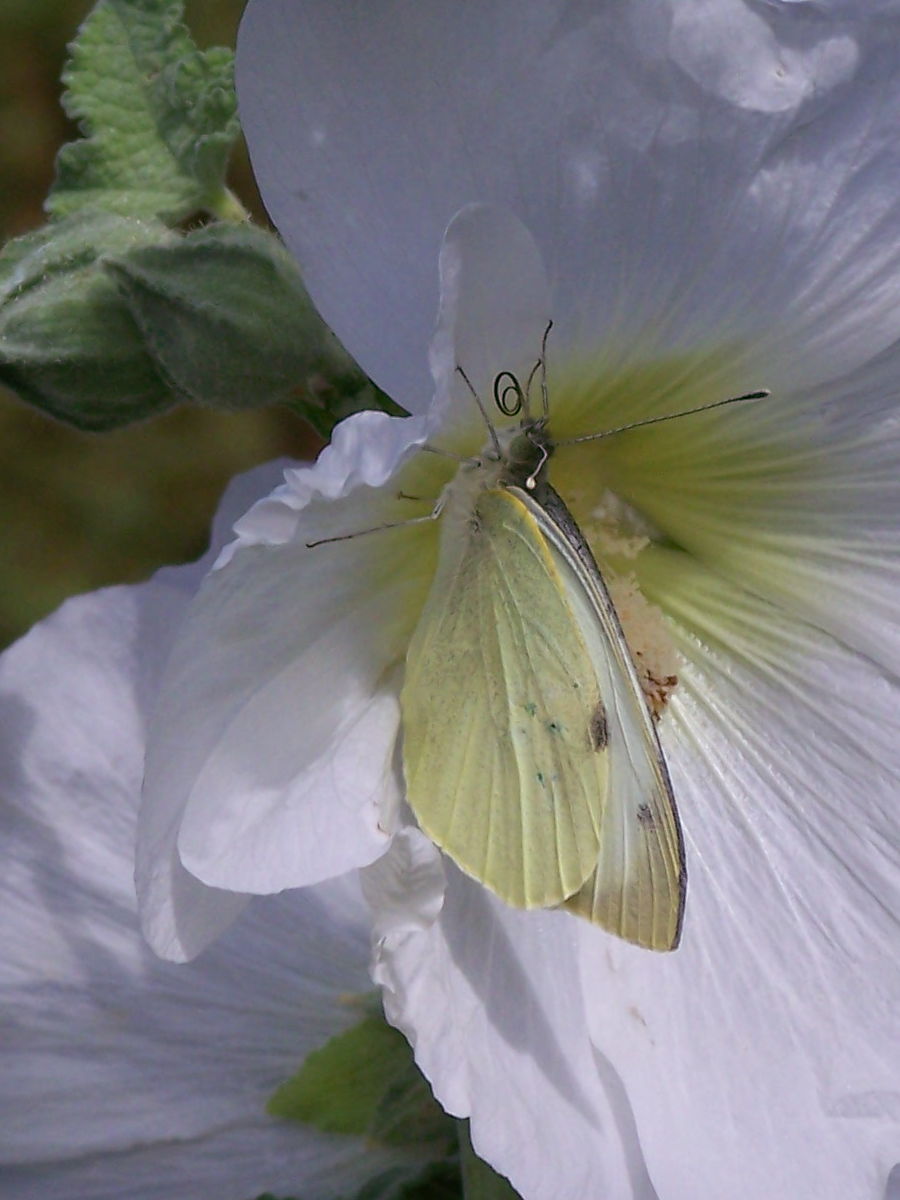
[579,551,900,1199]
[222,409,432,562]
[2,880,373,1163]
[368,851,659,1200]
[782,0,900,13]
[0,587,409,1197]
[8,462,300,968]
[2,1122,398,1200]
[361,824,446,943]
[430,203,551,426]
[0,583,245,977]
[140,411,437,953]
[667,0,859,111]
[595,346,900,673]
[238,1,900,403]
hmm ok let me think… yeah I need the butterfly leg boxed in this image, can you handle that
[306,494,446,548]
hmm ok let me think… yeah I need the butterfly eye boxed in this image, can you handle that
[493,370,524,416]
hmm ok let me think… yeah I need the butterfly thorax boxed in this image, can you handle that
[434,420,549,547]
[498,419,554,496]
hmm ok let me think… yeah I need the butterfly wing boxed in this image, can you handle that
[401,484,607,909]
[518,485,686,950]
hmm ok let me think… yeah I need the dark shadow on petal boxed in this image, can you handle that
[885,1163,900,1200]
[591,1045,659,1199]
[438,862,598,1125]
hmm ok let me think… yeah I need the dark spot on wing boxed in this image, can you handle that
[590,701,608,751]
[637,803,655,829]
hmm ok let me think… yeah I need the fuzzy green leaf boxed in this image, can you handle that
[105,222,402,432]
[0,213,176,429]
[47,0,239,223]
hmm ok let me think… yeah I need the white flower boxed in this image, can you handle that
[133,2,900,1198]
[0,467,429,1200]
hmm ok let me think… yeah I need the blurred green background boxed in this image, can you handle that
[0,0,320,647]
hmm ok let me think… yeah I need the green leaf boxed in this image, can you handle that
[458,1122,521,1200]
[369,1059,455,1149]
[47,0,240,223]
[262,1012,523,1200]
[267,1015,403,1136]
[105,222,403,433]
[268,1014,453,1152]
[251,1161,463,1200]
[351,1159,462,1200]
[0,213,177,429]
[0,214,403,434]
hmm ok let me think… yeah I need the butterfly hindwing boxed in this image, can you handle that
[401,485,608,909]
[516,486,686,950]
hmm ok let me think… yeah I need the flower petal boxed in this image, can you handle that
[430,203,551,427]
[0,582,250,977]
[132,462,313,963]
[140,411,437,943]
[579,547,900,1198]
[238,0,900,404]
[0,463,285,980]
[667,0,854,112]
[1,1122,395,1200]
[366,840,659,1200]
[588,344,900,673]
[0,588,416,1197]
[361,824,446,944]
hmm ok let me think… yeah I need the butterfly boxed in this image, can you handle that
[401,328,765,950]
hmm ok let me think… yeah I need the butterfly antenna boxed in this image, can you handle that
[522,360,540,422]
[539,318,553,420]
[556,389,769,447]
[456,364,502,457]
[521,318,554,424]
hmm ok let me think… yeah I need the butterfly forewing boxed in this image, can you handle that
[402,485,608,909]
[516,487,686,950]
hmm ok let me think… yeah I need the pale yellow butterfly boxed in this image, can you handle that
[400,329,766,950]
